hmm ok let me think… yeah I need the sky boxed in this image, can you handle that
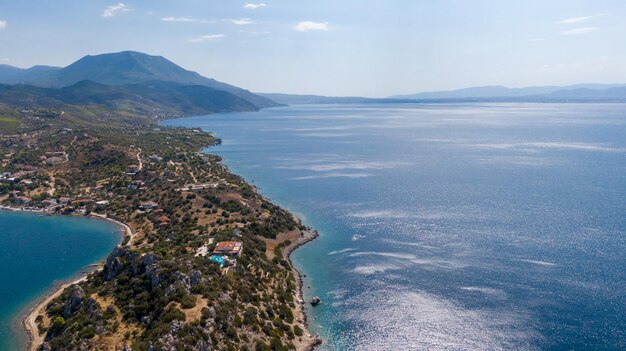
[0,0,625,97]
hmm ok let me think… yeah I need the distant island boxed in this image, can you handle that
[0,51,320,350]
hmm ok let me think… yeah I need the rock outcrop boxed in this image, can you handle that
[63,285,85,318]
[103,246,128,281]
[85,297,102,318]
[190,270,202,287]
[103,247,163,288]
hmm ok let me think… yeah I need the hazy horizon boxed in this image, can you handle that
[1,0,626,97]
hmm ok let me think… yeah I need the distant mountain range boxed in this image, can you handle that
[0,51,279,112]
[388,84,626,101]
[259,84,626,105]
[2,51,625,121]
[0,65,60,84]
[257,93,417,105]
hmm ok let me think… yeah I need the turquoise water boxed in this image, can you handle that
[163,103,626,350]
[0,211,121,350]
[210,255,226,267]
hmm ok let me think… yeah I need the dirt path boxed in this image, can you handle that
[47,174,56,196]
[175,182,218,191]
[136,148,143,170]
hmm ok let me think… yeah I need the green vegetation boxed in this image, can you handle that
[0,115,20,131]
[0,69,313,350]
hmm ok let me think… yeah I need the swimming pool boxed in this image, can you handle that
[209,255,225,267]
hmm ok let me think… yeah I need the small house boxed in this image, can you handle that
[212,241,243,257]
[127,165,140,174]
[129,180,145,189]
[149,154,163,163]
[13,196,31,204]
[46,156,65,164]
[155,215,170,226]
[42,199,58,207]
[95,200,110,207]
[139,201,158,211]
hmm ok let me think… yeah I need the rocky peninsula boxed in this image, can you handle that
[1,114,320,350]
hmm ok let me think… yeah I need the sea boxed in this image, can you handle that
[164,103,626,350]
[0,211,121,350]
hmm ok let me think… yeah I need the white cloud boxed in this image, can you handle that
[243,3,266,10]
[560,27,598,35]
[162,16,196,22]
[162,17,252,25]
[230,18,254,25]
[0,20,6,29]
[161,17,217,24]
[189,34,226,43]
[294,21,329,32]
[557,16,594,24]
[557,14,602,24]
[102,3,129,18]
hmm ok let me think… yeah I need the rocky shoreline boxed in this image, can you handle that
[204,146,323,350]
[7,173,321,351]
[3,122,322,350]
[284,229,323,350]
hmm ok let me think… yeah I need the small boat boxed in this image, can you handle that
[310,296,321,306]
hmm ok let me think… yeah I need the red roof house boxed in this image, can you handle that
[212,241,243,257]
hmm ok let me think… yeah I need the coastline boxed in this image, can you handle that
[10,201,321,350]
[15,207,321,351]
[206,159,323,350]
[0,206,130,351]
[23,211,131,351]
[21,276,88,351]
[284,228,322,350]
[6,129,321,351]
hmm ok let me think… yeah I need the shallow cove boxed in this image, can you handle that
[0,210,121,350]
[163,103,626,350]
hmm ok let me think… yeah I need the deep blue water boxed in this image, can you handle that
[0,211,121,350]
[163,103,626,350]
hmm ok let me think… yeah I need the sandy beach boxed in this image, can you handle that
[22,275,88,351]
[87,213,136,246]
[0,207,133,351]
